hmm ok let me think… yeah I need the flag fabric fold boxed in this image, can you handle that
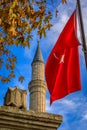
[45,10,81,105]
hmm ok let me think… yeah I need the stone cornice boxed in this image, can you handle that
[0,106,63,130]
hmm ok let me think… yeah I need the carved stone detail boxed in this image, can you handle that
[4,87,27,109]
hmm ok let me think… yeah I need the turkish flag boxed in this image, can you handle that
[45,10,81,105]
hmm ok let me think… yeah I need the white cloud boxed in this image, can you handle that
[82,114,87,120]
[46,97,79,115]
[61,14,69,23]
[59,99,75,108]
[52,13,69,35]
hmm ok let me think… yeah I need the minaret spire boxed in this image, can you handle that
[32,43,44,63]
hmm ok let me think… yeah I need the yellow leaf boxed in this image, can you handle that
[8,26,17,37]
[6,64,10,69]
[9,8,13,15]
[12,57,17,62]
[0,18,2,25]
[10,63,15,69]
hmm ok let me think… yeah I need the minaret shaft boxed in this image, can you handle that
[32,62,44,80]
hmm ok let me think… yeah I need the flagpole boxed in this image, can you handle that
[77,0,87,68]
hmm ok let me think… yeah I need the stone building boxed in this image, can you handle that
[0,44,63,130]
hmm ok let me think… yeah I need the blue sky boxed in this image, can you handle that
[0,0,87,130]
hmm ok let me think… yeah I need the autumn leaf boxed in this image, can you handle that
[0,52,3,56]
[0,18,2,25]
[8,25,17,37]
[0,38,4,43]
[1,78,5,83]
[28,42,30,48]
[12,57,17,62]
[10,63,15,69]
[0,59,3,68]
[7,57,12,63]
[18,76,24,83]
[46,23,53,30]
[62,0,67,4]
[15,37,24,46]
[1,77,10,83]
[9,73,15,78]
[5,78,10,83]
[0,75,2,80]
[56,9,58,17]
[6,64,10,69]
[4,49,10,55]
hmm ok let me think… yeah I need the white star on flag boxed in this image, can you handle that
[59,54,65,63]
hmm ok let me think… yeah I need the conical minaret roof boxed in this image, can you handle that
[32,44,44,63]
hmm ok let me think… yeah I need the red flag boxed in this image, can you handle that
[45,10,81,105]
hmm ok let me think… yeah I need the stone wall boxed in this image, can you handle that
[0,106,63,130]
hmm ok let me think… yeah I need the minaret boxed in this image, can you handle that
[28,44,47,112]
